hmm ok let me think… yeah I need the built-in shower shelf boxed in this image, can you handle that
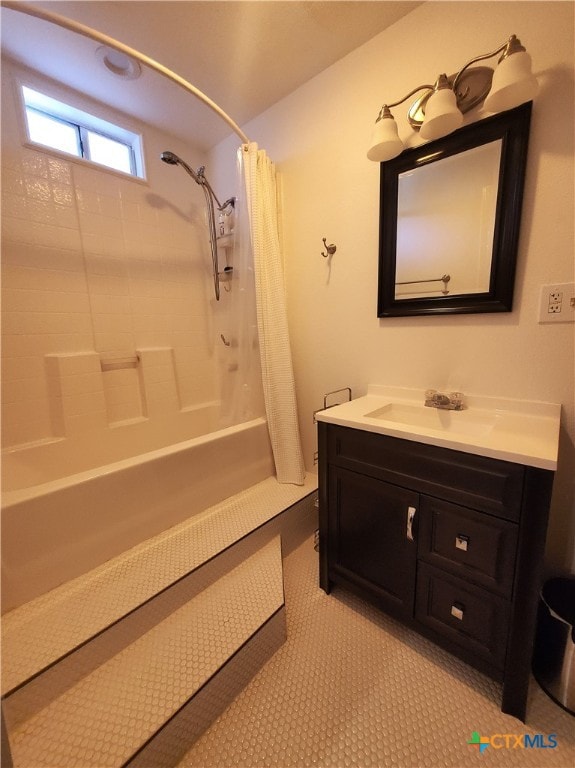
[2,474,317,767]
[100,353,140,372]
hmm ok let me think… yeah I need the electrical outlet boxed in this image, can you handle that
[538,283,575,323]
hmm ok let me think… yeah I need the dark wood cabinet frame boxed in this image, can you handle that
[318,421,554,722]
[377,102,532,317]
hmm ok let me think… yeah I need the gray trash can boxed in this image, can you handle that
[532,576,575,715]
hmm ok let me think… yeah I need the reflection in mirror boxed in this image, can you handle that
[378,102,532,317]
[395,140,502,299]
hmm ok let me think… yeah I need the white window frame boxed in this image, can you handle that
[21,85,145,179]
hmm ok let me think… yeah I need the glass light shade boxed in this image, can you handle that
[419,88,463,141]
[484,50,538,113]
[367,116,404,162]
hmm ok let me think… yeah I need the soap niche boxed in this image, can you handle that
[100,355,146,426]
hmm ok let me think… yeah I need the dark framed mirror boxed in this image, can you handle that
[377,102,532,317]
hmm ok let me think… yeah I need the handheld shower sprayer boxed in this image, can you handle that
[160,150,202,185]
[159,151,178,165]
[161,150,235,301]
[160,151,234,211]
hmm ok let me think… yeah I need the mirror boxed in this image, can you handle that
[377,102,532,317]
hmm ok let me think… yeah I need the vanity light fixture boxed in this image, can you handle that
[367,35,537,162]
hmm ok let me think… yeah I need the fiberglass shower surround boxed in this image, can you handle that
[161,151,235,301]
[3,0,306,487]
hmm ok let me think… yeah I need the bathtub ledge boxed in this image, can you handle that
[1,473,318,697]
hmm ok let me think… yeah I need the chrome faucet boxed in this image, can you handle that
[425,389,465,410]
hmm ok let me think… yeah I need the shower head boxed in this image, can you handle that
[160,151,180,165]
[160,150,202,184]
[160,151,233,211]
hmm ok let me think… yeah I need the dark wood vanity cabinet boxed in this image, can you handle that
[318,422,555,722]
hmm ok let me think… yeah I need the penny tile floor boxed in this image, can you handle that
[180,536,575,768]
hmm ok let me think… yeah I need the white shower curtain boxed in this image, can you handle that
[216,150,265,428]
[242,143,305,485]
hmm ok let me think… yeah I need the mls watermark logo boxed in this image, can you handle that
[467,732,490,754]
[467,731,558,753]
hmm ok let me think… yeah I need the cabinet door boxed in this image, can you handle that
[328,467,418,620]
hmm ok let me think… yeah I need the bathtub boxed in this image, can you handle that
[1,417,275,612]
[2,402,223,492]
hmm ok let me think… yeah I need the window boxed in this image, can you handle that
[22,86,144,178]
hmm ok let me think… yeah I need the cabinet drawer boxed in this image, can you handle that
[418,497,518,596]
[415,563,510,669]
[328,425,524,520]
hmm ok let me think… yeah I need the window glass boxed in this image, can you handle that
[21,86,144,179]
[25,108,80,157]
[86,131,133,174]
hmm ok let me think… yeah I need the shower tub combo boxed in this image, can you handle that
[1,148,267,613]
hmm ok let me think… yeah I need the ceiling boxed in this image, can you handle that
[1,1,422,150]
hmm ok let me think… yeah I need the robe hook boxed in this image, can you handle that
[321,238,337,258]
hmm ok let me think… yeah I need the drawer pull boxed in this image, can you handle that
[406,506,416,541]
[451,602,465,621]
[455,534,470,552]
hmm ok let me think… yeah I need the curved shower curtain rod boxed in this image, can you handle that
[2,0,251,144]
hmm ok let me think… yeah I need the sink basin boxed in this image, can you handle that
[364,403,497,437]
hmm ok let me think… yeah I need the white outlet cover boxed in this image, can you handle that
[538,282,575,324]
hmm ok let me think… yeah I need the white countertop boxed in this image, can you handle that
[315,385,561,470]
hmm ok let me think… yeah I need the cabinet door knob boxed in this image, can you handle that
[451,603,465,620]
[455,534,470,552]
[406,506,416,541]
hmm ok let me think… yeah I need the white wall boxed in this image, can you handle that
[210,1,575,573]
